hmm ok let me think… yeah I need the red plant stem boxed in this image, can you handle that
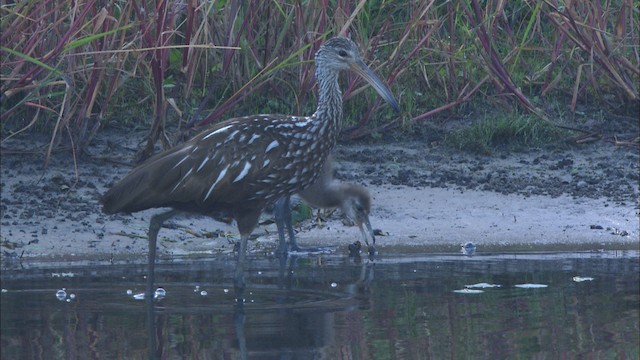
[15,0,96,89]
[1,1,50,45]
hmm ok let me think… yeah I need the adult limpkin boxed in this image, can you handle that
[101,37,399,294]
[274,156,375,254]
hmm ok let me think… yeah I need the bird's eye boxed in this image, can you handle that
[338,50,348,57]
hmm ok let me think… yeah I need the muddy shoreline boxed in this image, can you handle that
[1,128,638,261]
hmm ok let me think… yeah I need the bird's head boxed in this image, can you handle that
[315,37,400,113]
[341,184,376,246]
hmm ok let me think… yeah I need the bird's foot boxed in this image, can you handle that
[367,245,377,258]
[233,281,246,303]
[275,242,290,258]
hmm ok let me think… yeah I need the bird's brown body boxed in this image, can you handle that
[102,113,341,227]
[101,37,399,294]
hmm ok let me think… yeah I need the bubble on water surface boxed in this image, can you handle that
[454,288,484,294]
[155,288,166,299]
[51,272,75,278]
[200,290,208,296]
[330,282,338,288]
[56,289,67,301]
[126,289,133,295]
[514,283,548,289]
[465,283,502,289]
[460,242,477,256]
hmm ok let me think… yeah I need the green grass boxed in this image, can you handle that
[1,0,637,154]
[290,202,314,226]
[446,113,572,155]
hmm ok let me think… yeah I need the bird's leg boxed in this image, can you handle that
[233,210,260,295]
[274,196,328,253]
[273,197,290,256]
[146,209,179,299]
[234,234,248,293]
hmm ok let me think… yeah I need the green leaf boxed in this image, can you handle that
[1,46,64,77]
[63,23,135,53]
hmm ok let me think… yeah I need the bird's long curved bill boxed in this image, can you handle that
[358,217,376,247]
[351,59,400,113]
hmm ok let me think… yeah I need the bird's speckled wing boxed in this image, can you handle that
[164,117,292,206]
[101,115,323,214]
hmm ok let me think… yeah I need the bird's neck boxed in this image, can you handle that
[312,70,343,138]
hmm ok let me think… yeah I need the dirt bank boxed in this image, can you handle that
[1,127,638,261]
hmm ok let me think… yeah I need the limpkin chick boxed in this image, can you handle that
[101,37,399,295]
[274,157,375,254]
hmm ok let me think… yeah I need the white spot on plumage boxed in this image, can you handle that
[171,168,193,193]
[293,132,311,140]
[262,159,270,168]
[172,155,191,170]
[196,156,210,172]
[248,134,260,144]
[265,140,279,153]
[204,166,228,201]
[203,125,233,140]
[226,130,240,142]
[233,162,252,183]
[288,177,298,185]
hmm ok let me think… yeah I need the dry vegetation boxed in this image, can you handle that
[1,0,638,161]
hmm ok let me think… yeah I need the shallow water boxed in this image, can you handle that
[2,250,639,359]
